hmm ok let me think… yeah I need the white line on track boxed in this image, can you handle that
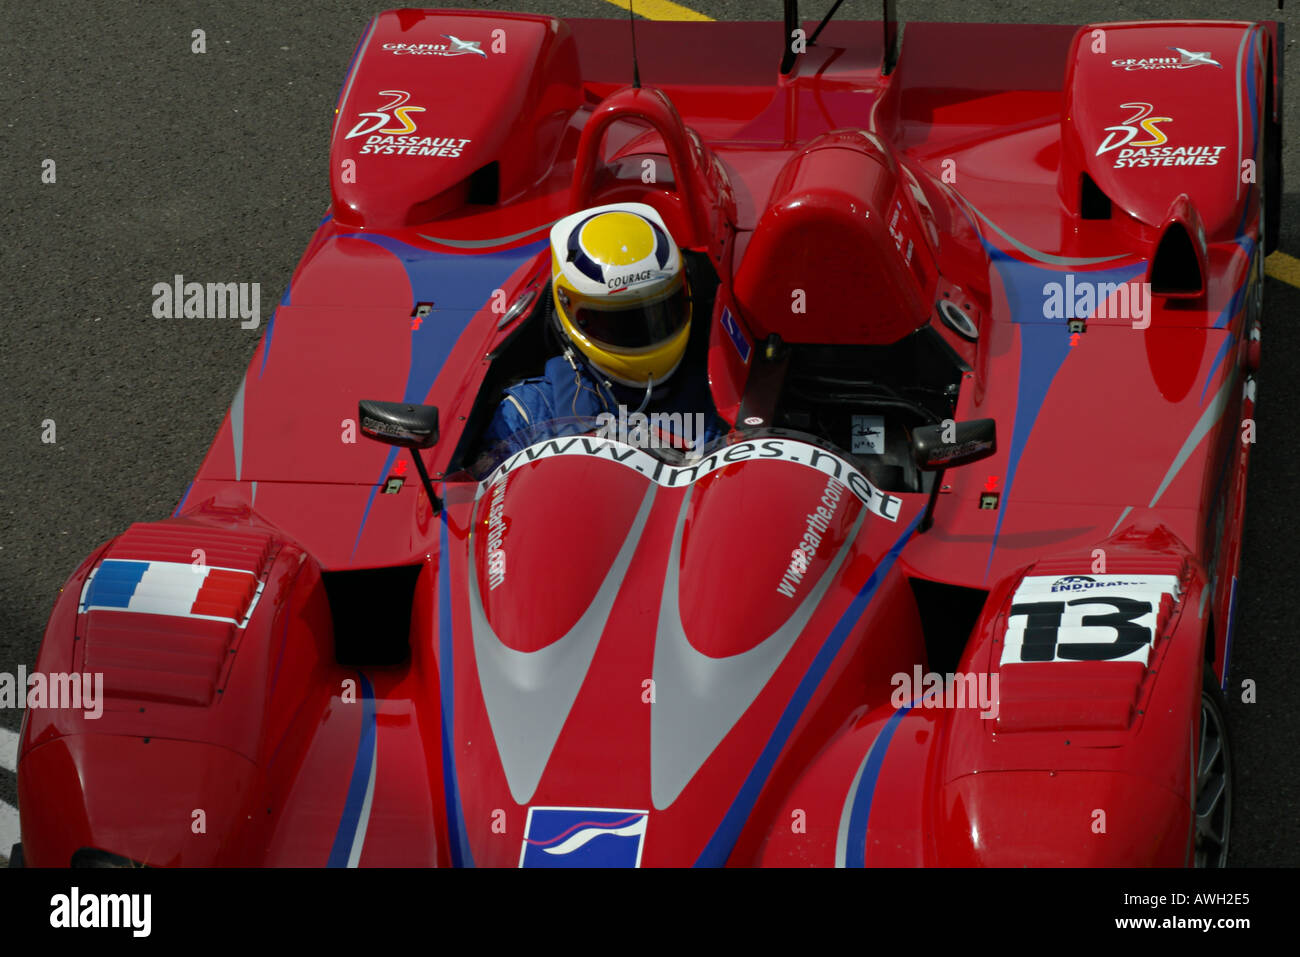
[0,727,20,860]
[0,800,19,859]
[0,726,18,773]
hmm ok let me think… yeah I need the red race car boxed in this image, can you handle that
[12,3,1280,867]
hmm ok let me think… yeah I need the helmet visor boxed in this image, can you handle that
[571,284,690,350]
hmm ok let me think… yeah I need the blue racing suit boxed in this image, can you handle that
[484,351,726,455]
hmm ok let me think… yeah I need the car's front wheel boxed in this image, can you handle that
[1193,677,1233,867]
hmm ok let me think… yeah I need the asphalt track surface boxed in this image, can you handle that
[1,0,1297,867]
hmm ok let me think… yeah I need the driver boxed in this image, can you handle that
[484,202,724,453]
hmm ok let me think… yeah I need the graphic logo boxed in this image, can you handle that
[1110,48,1221,71]
[520,807,649,867]
[345,90,426,139]
[381,35,487,57]
[1096,102,1170,154]
[1172,47,1221,68]
[441,34,487,57]
[1095,102,1225,169]
[344,90,471,158]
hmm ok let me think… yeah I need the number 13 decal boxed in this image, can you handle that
[1007,596,1154,662]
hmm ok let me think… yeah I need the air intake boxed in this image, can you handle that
[1147,196,1207,299]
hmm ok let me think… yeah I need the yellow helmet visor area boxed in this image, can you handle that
[555,277,693,387]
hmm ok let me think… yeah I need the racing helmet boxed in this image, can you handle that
[550,202,692,388]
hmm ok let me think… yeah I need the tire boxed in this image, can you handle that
[1193,672,1233,867]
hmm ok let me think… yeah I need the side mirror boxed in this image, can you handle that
[358,400,442,514]
[358,400,439,450]
[911,418,996,471]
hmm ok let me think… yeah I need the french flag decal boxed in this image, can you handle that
[519,807,649,867]
[78,559,264,627]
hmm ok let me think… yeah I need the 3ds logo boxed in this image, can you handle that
[519,807,649,867]
[1096,101,1170,155]
[345,90,425,139]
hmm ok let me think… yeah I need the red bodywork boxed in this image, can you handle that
[18,11,1278,866]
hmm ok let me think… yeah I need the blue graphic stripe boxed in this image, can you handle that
[345,235,545,404]
[327,671,376,867]
[350,447,399,561]
[843,703,915,868]
[1214,249,1251,331]
[1201,23,1260,402]
[694,514,922,866]
[345,236,544,559]
[1222,576,1239,691]
[259,287,291,379]
[83,560,149,608]
[172,481,193,517]
[1231,25,1261,243]
[981,247,1144,579]
[1198,233,1253,406]
[437,509,474,867]
[1199,337,1236,406]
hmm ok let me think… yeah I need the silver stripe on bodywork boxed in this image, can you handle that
[417,219,561,250]
[469,484,657,805]
[834,748,873,868]
[1108,505,1134,536]
[651,487,868,809]
[346,729,378,868]
[1148,372,1237,508]
[959,196,1129,266]
[230,374,246,482]
[1234,26,1251,201]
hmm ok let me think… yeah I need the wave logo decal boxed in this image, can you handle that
[519,808,649,867]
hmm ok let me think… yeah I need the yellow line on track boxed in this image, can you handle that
[600,0,714,22]
[1265,251,1300,288]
